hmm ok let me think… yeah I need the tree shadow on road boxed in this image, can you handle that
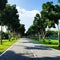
[0,50,60,60]
[25,45,52,50]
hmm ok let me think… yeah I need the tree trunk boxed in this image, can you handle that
[43,33,45,42]
[58,21,60,47]
[15,33,18,40]
[8,30,10,41]
[39,34,40,41]
[0,25,3,45]
[13,30,15,39]
[38,32,41,41]
[42,30,46,42]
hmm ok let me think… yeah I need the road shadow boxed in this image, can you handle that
[21,41,38,44]
[21,39,39,44]
[25,45,52,50]
[0,50,60,60]
[17,39,52,50]
[21,40,52,50]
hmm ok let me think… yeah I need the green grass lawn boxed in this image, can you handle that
[0,38,20,54]
[31,38,60,50]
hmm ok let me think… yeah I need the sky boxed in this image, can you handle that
[7,0,58,31]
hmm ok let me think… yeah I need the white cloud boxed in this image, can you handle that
[16,6,40,31]
[17,6,60,32]
[46,24,58,31]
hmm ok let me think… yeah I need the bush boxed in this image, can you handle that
[46,30,58,37]
[46,30,58,39]
[1,32,8,39]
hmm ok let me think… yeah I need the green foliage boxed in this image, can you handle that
[0,0,25,44]
[41,2,60,27]
[27,1,60,44]
[0,0,7,25]
[0,0,7,44]
[33,13,41,32]
[26,13,47,39]
[0,31,8,39]
[31,38,60,50]
[1,32,8,39]
[41,2,56,28]
[0,0,7,10]
[58,0,60,4]
[46,30,58,38]
[4,4,19,31]
[26,25,37,36]
[41,1,60,46]
[3,4,25,38]
[20,24,25,36]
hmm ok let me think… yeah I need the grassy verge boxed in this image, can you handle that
[0,38,21,54]
[31,38,60,50]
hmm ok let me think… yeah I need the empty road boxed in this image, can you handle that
[0,38,60,60]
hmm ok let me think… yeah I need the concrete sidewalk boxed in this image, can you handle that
[0,38,60,60]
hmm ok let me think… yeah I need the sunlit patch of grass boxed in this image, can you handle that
[31,38,60,50]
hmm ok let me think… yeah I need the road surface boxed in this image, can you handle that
[0,38,60,60]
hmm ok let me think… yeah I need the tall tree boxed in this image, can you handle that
[26,25,37,37]
[33,13,41,40]
[33,13,48,41]
[4,4,20,41]
[42,2,60,47]
[0,0,7,44]
[19,24,25,37]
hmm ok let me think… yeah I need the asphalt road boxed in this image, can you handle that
[0,38,60,60]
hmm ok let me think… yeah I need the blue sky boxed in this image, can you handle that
[8,0,58,11]
[8,0,58,31]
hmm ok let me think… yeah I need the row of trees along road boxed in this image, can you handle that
[26,0,60,47]
[0,0,25,44]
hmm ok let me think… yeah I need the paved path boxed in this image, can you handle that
[0,38,60,60]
